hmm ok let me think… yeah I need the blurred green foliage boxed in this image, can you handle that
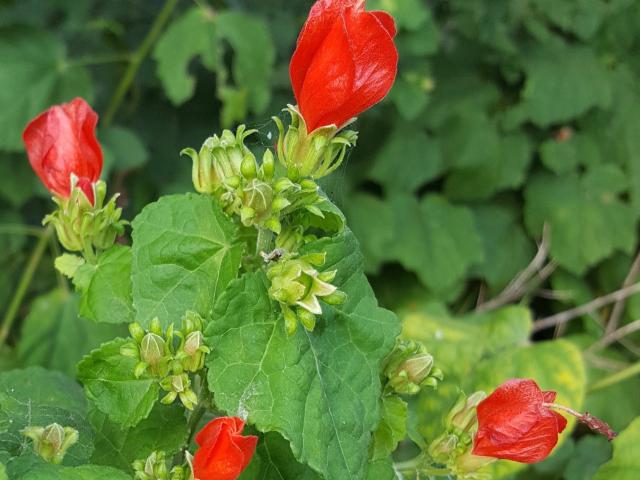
[1,0,640,478]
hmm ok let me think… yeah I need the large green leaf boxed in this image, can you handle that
[17,289,126,376]
[75,246,134,325]
[0,368,93,466]
[77,338,158,427]
[21,464,131,480]
[131,193,243,329]
[89,403,188,473]
[372,395,408,460]
[524,165,637,274]
[206,231,400,480]
[0,27,93,151]
[593,416,640,480]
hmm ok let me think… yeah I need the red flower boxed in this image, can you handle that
[193,416,258,480]
[290,0,398,132]
[472,379,568,463]
[23,97,103,204]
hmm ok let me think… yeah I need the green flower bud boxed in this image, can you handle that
[273,106,357,180]
[141,332,165,367]
[384,340,442,395]
[129,322,145,343]
[261,149,275,180]
[446,391,487,434]
[21,423,79,464]
[133,451,170,480]
[241,179,273,226]
[241,154,257,179]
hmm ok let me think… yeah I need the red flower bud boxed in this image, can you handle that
[290,0,398,132]
[193,416,258,480]
[22,97,103,204]
[472,379,568,464]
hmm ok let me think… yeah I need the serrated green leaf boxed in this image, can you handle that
[592,416,640,480]
[0,368,93,466]
[206,230,399,480]
[388,194,484,294]
[539,133,601,175]
[131,193,243,329]
[524,165,637,274]
[74,246,133,325]
[369,127,443,193]
[77,338,158,427]
[89,403,188,473]
[0,27,93,151]
[54,254,85,279]
[152,7,217,105]
[372,395,407,460]
[240,432,321,480]
[17,289,126,376]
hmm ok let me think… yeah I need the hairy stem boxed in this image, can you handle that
[0,226,53,344]
[255,227,273,256]
[103,0,180,127]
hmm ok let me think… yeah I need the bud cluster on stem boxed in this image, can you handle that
[121,313,209,410]
[383,340,443,395]
[133,450,194,480]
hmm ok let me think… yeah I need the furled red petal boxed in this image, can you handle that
[290,0,398,132]
[22,97,102,201]
[472,379,565,464]
[542,390,557,403]
[76,177,95,205]
[233,433,259,470]
[195,417,241,446]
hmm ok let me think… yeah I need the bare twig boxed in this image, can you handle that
[589,319,640,352]
[605,251,640,335]
[476,224,552,313]
[533,282,640,332]
[584,352,628,372]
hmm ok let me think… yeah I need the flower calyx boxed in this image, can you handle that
[45,178,126,261]
[273,105,357,180]
[121,318,174,378]
[267,251,346,336]
[21,423,79,465]
[384,340,443,395]
[133,450,193,480]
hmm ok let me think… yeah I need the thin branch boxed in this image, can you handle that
[588,361,640,393]
[533,282,640,332]
[589,318,640,352]
[605,251,640,335]
[476,224,551,313]
[584,352,628,372]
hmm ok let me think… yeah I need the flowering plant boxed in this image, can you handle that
[2,1,617,480]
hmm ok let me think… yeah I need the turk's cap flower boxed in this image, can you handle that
[23,97,103,204]
[472,379,568,464]
[193,417,258,480]
[290,0,398,133]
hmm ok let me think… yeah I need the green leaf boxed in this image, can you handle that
[369,127,444,193]
[372,396,408,460]
[365,458,396,480]
[240,432,321,480]
[152,7,217,105]
[216,11,275,123]
[0,27,93,151]
[539,133,601,175]
[0,368,93,465]
[54,254,85,279]
[369,0,430,31]
[89,403,188,473]
[388,194,484,294]
[21,464,132,480]
[470,203,535,291]
[101,126,149,174]
[593,416,640,480]
[75,246,134,325]
[564,435,612,480]
[77,338,159,427]
[131,193,243,329]
[206,230,400,480]
[524,165,637,274]
[17,289,126,376]
[505,41,612,127]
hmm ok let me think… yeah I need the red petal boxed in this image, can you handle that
[193,424,245,480]
[76,177,95,205]
[552,411,568,433]
[196,417,236,446]
[233,434,258,470]
[371,11,397,37]
[542,390,557,403]
[22,97,102,198]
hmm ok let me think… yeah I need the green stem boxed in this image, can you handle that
[393,456,452,477]
[0,227,53,344]
[186,373,211,444]
[255,227,273,256]
[102,0,180,127]
[588,361,640,393]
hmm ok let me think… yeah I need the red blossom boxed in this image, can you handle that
[290,0,398,132]
[22,97,103,204]
[472,379,568,464]
[193,416,257,480]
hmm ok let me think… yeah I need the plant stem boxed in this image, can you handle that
[255,227,273,256]
[0,226,53,344]
[102,0,180,127]
[588,361,640,393]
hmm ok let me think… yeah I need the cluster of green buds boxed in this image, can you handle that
[273,105,358,180]
[133,451,193,480]
[44,179,126,262]
[383,340,443,395]
[267,252,346,335]
[428,391,494,479]
[121,313,209,410]
[21,423,79,464]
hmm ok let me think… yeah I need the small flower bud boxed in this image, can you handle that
[384,340,442,395]
[261,149,275,180]
[141,333,165,367]
[129,322,145,343]
[447,391,487,433]
[21,423,79,464]
[241,154,257,179]
[297,308,316,332]
[150,317,163,336]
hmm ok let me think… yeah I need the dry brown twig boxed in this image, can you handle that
[605,251,640,335]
